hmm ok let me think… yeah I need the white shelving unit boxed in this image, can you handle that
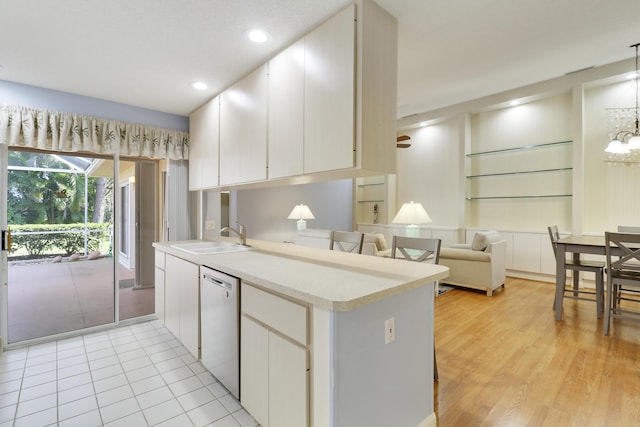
[355,175,396,225]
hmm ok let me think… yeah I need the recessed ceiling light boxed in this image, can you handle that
[246,29,271,43]
[192,81,207,90]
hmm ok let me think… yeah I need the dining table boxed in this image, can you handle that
[554,234,608,321]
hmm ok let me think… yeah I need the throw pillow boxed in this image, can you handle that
[471,231,499,251]
[375,234,388,251]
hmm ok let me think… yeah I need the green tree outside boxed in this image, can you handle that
[7,151,114,258]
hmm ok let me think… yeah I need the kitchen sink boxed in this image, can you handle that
[170,241,252,255]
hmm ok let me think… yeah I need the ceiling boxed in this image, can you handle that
[1,0,639,120]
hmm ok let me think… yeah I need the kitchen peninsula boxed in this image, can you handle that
[154,238,448,427]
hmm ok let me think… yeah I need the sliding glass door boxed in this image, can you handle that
[0,149,158,345]
[4,149,115,343]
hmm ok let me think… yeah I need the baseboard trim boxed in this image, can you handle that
[417,412,437,427]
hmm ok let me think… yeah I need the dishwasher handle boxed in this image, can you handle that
[202,273,234,292]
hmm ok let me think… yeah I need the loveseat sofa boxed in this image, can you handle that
[438,231,506,296]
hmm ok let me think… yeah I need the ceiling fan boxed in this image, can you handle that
[396,135,411,148]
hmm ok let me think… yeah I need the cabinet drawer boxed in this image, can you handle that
[155,251,165,269]
[242,283,308,346]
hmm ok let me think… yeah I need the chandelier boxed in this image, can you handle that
[605,42,640,164]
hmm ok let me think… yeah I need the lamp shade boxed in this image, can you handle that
[605,139,630,154]
[629,135,640,150]
[288,204,315,220]
[392,201,432,225]
[288,204,315,230]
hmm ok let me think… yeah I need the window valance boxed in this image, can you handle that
[0,104,189,160]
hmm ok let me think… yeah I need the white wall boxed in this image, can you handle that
[584,79,640,232]
[234,180,353,243]
[201,191,226,241]
[396,60,640,240]
[395,117,462,227]
[466,94,573,231]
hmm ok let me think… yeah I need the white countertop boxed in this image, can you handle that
[153,238,449,311]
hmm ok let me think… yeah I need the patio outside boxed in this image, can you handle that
[8,258,153,343]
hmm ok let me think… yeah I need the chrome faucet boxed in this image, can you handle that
[220,222,247,246]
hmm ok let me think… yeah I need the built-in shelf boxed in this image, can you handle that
[466,167,572,178]
[466,140,572,157]
[355,174,394,225]
[466,140,573,201]
[466,194,572,200]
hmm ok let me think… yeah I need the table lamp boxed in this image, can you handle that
[392,201,432,237]
[288,204,315,230]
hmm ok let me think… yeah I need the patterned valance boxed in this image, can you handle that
[0,104,189,160]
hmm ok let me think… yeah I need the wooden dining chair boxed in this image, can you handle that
[547,225,605,318]
[604,231,640,335]
[617,225,640,233]
[330,231,365,254]
[391,235,441,381]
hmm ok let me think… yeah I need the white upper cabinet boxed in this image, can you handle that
[188,105,204,191]
[189,97,219,190]
[220,64,269,185]
[202,97,220,188]
[268,40,305,179]
[190,0,397,189]
[304,5,355,174]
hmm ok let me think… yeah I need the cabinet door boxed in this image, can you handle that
[304,5,355,174]
[269,332,309,427]
[512,233,542,272]
[241,316,269,427]
[164,255,182,338]
[220,64,268,185]
[540,232,557,275]
[268,40,305,179]
[179,260,200,359]
[188,105,205,190]
[154,267,165,323]
[202,97,220,188]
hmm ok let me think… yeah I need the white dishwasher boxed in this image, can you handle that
[200,266,240,399]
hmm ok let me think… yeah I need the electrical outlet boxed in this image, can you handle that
[385,317,395,344]
[205,220,216,231]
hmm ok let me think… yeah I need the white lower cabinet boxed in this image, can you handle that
[240,283,309,427]
[164,254,200,358]
[268,332,308,427]
[154,267,165,323]
[240,316,269,425]
[154,251,165,323]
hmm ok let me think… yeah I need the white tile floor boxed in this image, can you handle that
[0,320,259,427]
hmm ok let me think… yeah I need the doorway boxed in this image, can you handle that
[1,150,157,345]
[119,160,157,321]
[5,150,116,343]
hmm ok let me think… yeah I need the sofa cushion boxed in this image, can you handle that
[471,231,500,251]
[440,247,491,262]
[375,233,388,251]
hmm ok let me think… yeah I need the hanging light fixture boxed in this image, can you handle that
[605,42,640,162]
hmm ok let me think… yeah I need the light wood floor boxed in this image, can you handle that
[434,277,640,426]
